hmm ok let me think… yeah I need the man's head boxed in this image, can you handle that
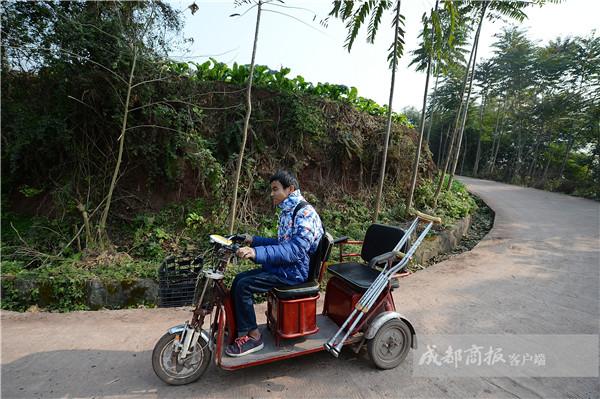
[269,170,299,206]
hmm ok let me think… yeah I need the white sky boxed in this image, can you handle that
[169,0,599,110]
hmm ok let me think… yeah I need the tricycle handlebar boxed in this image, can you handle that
[229,234,247,243]
[209,234,241,253]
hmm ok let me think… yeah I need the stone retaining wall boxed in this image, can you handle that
[412,215,471,265]
[2,215,471,310]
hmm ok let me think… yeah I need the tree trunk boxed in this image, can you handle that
[406,0,438,214]
[473,134,482,177]
[486,135,497,173]
[485,98,505,173]
[426,63,441,144]
[228,1,262,234]
[558,134,575,178]
[472,93,486,176]
[446,3,486,190]
[372,0,402,223]
[432,9,479,207]
[437,123,446,166]
[97,48,138,249]
[77,202,93,248]
[512,98,525,182]
[540,149,552,186]
[460,131,467,176]
[527,138,540,180]
[490,129,503,175]
[489,97,509,175]
[527,125,544,180]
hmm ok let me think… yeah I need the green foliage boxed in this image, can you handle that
[167,60,412,126]
[36,263,90,311]
[409,1,469,74]
[90,260,157,281]
[1,213,75,260]
[18,185,44,198]
[0,260,89,312]
[328,0,405,67]
[0,173,480,312]
[278,93,327,144]
[1,260,26,275]
[0,257,158,311]
[429,25,598,200]
[0,1,450,312]
[131,216,167,261]
[414,178,477,225]
[1,278,37,312]
[321,196,378,240]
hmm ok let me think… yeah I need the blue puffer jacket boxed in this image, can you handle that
[251,190,324,285]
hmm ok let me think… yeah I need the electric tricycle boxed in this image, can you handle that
[152,211,441,385]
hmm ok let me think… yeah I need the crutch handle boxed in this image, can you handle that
[413,209,442,225]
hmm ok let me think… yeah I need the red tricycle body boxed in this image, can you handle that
[214,274,401,371]
[152,215,442,385]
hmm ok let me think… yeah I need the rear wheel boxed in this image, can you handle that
[152,332,211,385]
[367,318,412,370]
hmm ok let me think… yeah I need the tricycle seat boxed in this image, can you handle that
[270,232,334,300]
[272,280,320,299]
[327,224,406,293]
[327,262,399,293]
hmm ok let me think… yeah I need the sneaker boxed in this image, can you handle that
[225,335,264,357]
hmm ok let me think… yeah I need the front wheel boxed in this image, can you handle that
[367,318,412,370]
[152,332,211,385]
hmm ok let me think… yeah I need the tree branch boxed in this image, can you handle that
[262,9,325,35]
[128,99,243,113]
[130,75,171,89]
[122,124,188,136]
[0,41,128,85]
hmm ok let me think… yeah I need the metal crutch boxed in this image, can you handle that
[323,218,420,355]
[325,211,441,357]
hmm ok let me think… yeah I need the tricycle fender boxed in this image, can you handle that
[364,311,417,349]
[167,324,211,350]
[167,323,187,335]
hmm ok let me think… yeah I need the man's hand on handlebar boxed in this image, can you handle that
[230,233,253,245]
[236,246,256,260]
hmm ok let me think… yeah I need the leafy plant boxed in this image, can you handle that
[18,185,44,198]
[166,60,413,127]
[414,177,476,225]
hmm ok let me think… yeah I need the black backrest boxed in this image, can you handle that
[308,232,334,282]
[360,224,406,262]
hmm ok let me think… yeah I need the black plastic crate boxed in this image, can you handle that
[158,255,203,308]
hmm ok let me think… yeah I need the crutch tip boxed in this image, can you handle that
[324,343,340,358]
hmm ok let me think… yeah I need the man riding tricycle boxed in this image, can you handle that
[152,170,441,385]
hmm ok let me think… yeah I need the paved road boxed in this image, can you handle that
[2,177,599,398]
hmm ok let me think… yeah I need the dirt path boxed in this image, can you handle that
[2,177,598,398]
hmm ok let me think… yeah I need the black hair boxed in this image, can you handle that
[269,170,300,190]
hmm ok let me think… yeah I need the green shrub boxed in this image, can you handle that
[414,178,477,225]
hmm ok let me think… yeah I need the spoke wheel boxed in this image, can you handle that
[367,319,412,370]
[152,332,211,385]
